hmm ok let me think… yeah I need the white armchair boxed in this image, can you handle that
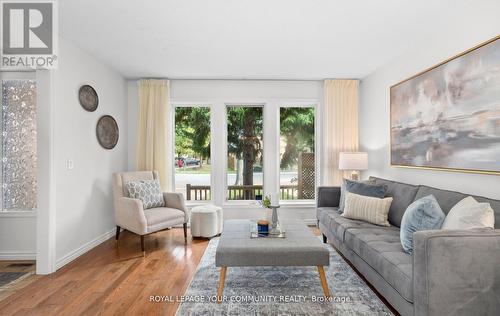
[112,171,189,254]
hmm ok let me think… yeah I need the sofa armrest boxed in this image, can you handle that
[115,197,147,235]
[163,192,189,222]
[317,186,341,208]
[413,229,500,316]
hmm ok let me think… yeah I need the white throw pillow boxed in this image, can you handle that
[442,196,495,230]
[341,192,393,226]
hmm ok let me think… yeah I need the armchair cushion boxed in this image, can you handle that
[144,207,185,226]
[163,192,189,222]
[125,179,165,209]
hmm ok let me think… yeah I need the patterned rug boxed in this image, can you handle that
[176,238,393,315]
[0,272,28,287]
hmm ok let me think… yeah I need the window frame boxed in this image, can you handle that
[172,103,214,205]
[278,103,319,205]
[224,103,265,205]
[170,100,321,208]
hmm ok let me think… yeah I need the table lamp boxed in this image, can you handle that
[339,152,368,181]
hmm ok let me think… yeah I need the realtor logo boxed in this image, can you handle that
[1,0,57,69]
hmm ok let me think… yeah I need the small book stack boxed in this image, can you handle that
[257,220,269,236]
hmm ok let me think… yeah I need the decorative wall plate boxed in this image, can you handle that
[96,115,119,149]
[78,85,98,112]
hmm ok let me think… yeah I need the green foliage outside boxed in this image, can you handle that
[175,107,211,160]
[174,106,315,177]
[280,107,315,170]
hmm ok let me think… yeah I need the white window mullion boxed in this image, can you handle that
[212,102,226,206]
[263,102,279,198]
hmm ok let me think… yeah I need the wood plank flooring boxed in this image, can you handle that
[0,228,208,316]
[0,226,396,316]
[0,260,38,302]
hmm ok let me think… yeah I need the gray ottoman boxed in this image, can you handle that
[215,219,330,301]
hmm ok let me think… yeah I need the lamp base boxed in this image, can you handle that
[350,171,360,181]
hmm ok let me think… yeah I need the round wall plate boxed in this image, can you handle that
[79,85,99,112]
[96,115,119,149]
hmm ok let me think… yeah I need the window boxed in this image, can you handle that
[226,105,263,200]
[174,106,211,201]
[279,106,315,200]
[1,80,37,210]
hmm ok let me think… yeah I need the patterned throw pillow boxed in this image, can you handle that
[126,179,165,209]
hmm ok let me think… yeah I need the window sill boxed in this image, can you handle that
[0,210,36,217]
[222,200,263,208]
[185,201,317,209]
[279,201,316,208]
[186,200,214,208]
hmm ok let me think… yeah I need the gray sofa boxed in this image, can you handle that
[317,177,500,316]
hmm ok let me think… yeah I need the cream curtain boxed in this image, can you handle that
[323,79,359,186]
[136,79,172,190]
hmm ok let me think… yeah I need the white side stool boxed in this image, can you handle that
[190,204,223,238]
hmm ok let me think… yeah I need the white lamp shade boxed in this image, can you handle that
[339,152,368,170]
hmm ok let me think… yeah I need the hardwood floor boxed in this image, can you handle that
[0,260,39,302]
[2,227,378,316]
[0,228,209,316]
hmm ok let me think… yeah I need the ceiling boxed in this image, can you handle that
[59,0,484,80]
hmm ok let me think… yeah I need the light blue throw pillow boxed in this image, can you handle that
[400,195,445,254]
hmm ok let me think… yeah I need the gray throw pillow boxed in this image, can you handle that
[126,179,165,209]
[339,179,386,212]
[400,195,445,254]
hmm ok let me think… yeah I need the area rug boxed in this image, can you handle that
[0,272,29,287]
[176,238,393,315]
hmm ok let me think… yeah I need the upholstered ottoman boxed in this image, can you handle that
[190,204,223,238]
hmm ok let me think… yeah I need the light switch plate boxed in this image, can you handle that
[67,159,74,170]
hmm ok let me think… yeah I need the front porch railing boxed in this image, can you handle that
[185,184,299,201]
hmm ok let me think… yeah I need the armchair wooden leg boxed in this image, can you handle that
[183,223,187,242]
[140,235,145,256]
[115,226,121,241]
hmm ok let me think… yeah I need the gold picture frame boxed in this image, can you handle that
[390,35,500,175]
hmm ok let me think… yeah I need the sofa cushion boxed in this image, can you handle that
[369,177,420,228]
[344,226,413,302]
[328,214,384,242]
[144,207,185,226]
[316,207,339,227]
[414,185,500,228]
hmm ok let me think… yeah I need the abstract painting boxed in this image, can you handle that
[391,36,500,174]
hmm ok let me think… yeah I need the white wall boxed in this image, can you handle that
[0,213,36,259]
[359,2,500,199]
[52,38,127,268]
[127,80,323,222]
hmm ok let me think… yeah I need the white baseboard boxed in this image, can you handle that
[55,228,115,271]
[0,251,36,260]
